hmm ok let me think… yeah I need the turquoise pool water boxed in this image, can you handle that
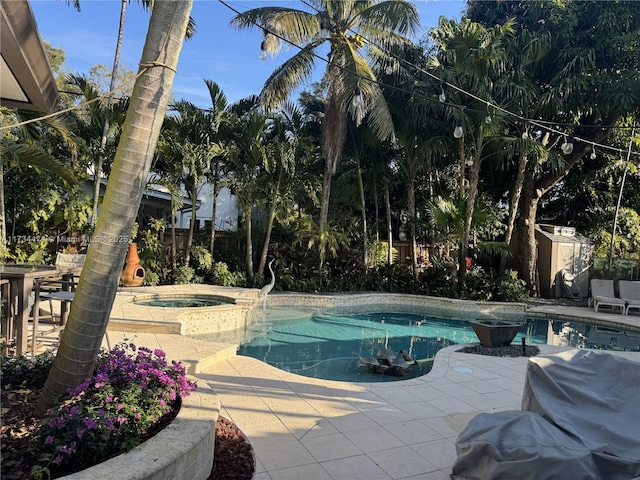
[192,307,640,382]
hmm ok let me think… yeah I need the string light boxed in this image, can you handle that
[590,145,597,160]
[561,135,574,155]
[453,119,464,139]
[260,40,268,60]
[439,87,446,103]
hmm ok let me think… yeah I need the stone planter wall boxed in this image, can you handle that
[59,381,219,480]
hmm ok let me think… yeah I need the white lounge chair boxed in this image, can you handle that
[589,279,625,314]
[619,280,640,315]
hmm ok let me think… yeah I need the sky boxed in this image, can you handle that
[30,0,465,108]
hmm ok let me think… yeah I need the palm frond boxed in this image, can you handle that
[260,42,321,108]
[357,0,420,37]
[230,7,319,48]
[2,143,77,185]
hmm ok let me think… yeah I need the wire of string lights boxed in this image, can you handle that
[3,0,637,159]
[292,0,638,157]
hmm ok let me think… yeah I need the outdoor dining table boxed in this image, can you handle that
[0,263,80,356]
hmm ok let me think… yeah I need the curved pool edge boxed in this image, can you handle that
[106,286,640,377]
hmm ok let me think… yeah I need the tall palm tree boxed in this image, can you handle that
[230,0,419,265]
[200,80,233,257]
[164,100,221,266]
[226,99,270,279]
[36,0,193,413]
[430,17,513,295]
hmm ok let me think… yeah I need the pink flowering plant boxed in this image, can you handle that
[32,342,196,478]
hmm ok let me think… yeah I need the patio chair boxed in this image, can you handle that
[589,279,625,314]
[31,253,85,353]
[619,280,640,315]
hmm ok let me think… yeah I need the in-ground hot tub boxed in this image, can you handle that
[119,291,255,338]
[130,294,235,308]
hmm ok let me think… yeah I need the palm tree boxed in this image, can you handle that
[200,80,233,257]
[230,0,419,265]
[255,101,308,275]
[36,0,193,413]
[429,17,513,295]
[226,99,270,279]
[164,100,221,266]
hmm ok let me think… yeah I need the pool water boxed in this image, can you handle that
[192,307,640,383]
[133,296,231,308]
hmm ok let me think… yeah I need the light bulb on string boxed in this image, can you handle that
[485,103,492,124]
[260,40,267,60]
[439,88,446,103]
[453,119,463,139]
[522,130,529,140]
[590,146,597,160]
[561,135,574,155]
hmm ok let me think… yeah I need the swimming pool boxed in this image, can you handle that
[190,306,640,383]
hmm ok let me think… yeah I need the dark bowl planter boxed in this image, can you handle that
[469,320,521,348]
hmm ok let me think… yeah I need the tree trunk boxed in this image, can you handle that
[500,151,527,274]
[385,183,392,265]
[209,165,219,256]
[92,0,127,225]
[458,149,482,297]
[407,175,417,278]
[185,183,197,265]
[258,168,281,276]
[258,203,276,276]
[170,201,177,270]
[355,154,368,269]
[36,0,192,414]
[245,208,253,279]
[517,172,539,295]
[318,165,332,270]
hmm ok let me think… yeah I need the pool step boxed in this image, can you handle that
[189,343,238,374]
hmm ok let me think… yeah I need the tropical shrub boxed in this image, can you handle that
[173,265,196,284]
[495,269,529,302]
[1,350,54,388]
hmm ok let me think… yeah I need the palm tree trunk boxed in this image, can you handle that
[209,165,219,256]
[36,0,192,414]
[170,198,178,270]
[385,183,393,265]
[458,149,482,296]
[355,154,368,269]
[245,208,254,279]
[407,175,417,278]
[499,151,527,274]
[185,183,197,265]
[258,169,281,276]
[92,0,127,225]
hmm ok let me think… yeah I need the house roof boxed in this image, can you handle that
[1,0,59,112]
